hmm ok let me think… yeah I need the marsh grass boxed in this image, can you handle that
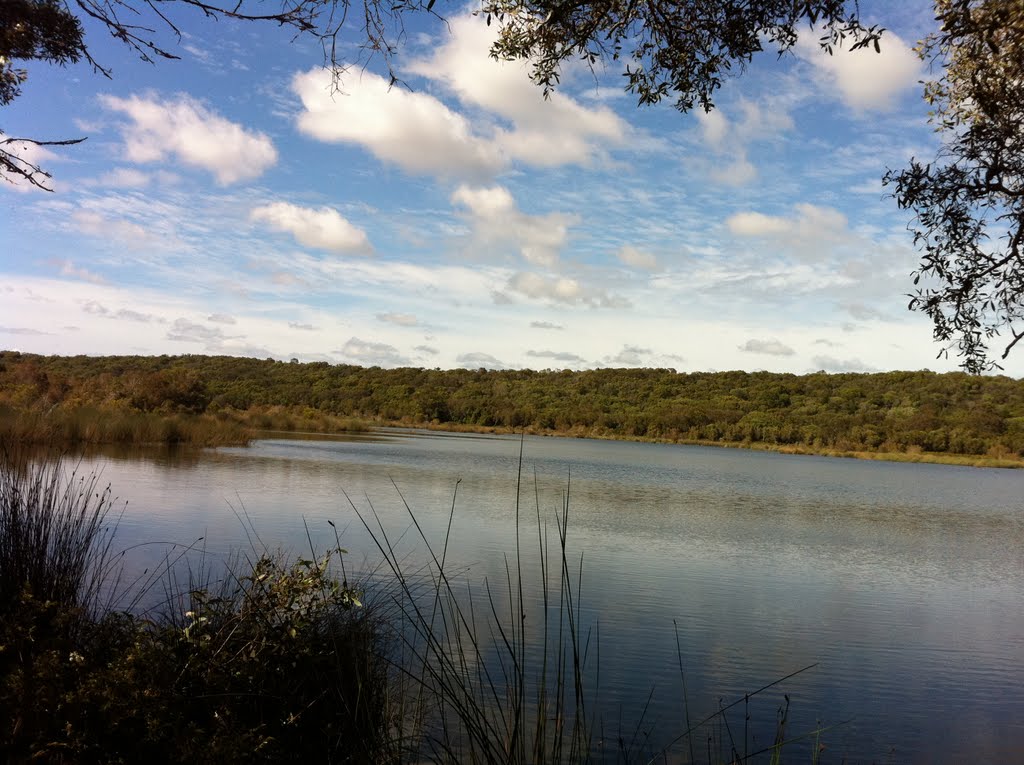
[0,452,123,617]
[0,406,252,446]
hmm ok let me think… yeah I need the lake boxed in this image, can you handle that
[72,430,1024,763]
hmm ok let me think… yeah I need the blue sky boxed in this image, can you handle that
[5,0,1014,375]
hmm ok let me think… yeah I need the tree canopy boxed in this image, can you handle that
[2,0,1023,372]
[3,351,1024,459]
[884,1,1024,373]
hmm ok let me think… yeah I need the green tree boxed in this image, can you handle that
[884,0,1024,373]
[484,0,881,111]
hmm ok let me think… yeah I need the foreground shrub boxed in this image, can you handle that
[0,456,393,763]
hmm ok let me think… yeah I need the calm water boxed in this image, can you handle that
[74,431,1023,763]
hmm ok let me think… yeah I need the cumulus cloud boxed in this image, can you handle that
[456,351,510,369]
[530,321,564,330]
[452,185,575,267]
[726,203,849,261]
[377,312,419,327]
[293,68,500,181]
[811,355,878,373]
[505,272,628,308]
[694,100,793,185]
[739,338,796,356]
[251,202,371,254]
[167,318,226,343]
[795,30,923,111]
[526,349,586,365]
[292,15,627,180]
[337,337,408,366]
[407,15,627,168]
[615,245,658,270]
[606,345,651,366]
[100,93,277,184]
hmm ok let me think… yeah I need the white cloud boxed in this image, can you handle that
[841,301,887,321]
[456,351,510,369]
[531,321,564,330]
[811,355,878,373]
[505,272,628,308]
[698,109,730,149]
[726,203,849,261]
[0,326,52,335]
[51,259,106,284]
[167,318,227,343]
[83,301,162,323]
[208,313,236,324]
[693,100,793,186]
[288,321,317,331]
[100,93,277,184]
[526,349,586,365]
[408,15,628,168]
[337,337,408,366]
[452,185,575,267]
[796,30,923,111]
[606,345,651,366]
[71,209,152,246]
[739,338,796,356]
[93,167,151,188]
[293,68,500,181]
[726,211,792,237]
[616,245,658,270]
[377,312,418,326]
[251,202,371,254]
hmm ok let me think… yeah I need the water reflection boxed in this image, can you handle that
[51,432,1024,763]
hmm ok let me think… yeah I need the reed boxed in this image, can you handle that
[350,444,835,764]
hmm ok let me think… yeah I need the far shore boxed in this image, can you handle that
[364,420,1024,469]
[4,407,1022,470]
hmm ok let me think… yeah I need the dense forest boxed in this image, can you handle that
[2,351,1023,460]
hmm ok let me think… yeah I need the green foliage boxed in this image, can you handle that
[0,0,84,106]
[884,1,1024,372]
[2,352,1023,459]
[485,0,879,112]
[0,456,392,763]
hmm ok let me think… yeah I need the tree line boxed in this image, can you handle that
[2,351,1023,457]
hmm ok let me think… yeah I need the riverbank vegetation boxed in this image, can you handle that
[2,351,1022,464]
[1,456,828,763]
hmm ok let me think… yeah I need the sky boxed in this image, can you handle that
[4,0,1017,376]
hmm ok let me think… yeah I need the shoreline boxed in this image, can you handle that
[5,407,1022,469]
[359,420,1024,469]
